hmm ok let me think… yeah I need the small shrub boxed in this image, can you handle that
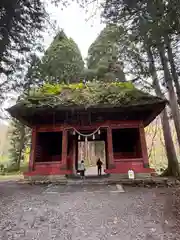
[0,164,4,172]
[6,163,20,173]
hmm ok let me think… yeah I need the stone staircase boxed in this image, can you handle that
[23,173,169,187]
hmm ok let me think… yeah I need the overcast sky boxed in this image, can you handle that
[43,1,105,59]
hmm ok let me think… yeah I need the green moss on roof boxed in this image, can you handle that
[19,81,164,109]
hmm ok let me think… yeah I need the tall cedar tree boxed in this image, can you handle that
[40,31,84,84]
[85,25,126,82]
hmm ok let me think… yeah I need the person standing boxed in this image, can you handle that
[79,160,85,179]
[96,158,103,176]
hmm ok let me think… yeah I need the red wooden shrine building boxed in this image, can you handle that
[7,82,166,179]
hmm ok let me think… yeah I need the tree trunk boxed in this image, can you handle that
[165,35,180,105]
[146,45,180,176]
[158,42,180,149]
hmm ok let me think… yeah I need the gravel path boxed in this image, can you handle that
[0,182,178,240]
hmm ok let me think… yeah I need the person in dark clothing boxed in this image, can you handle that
[96,158,103,176]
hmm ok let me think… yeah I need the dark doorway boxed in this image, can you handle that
[35,131,62,162]
[112,128,142,159]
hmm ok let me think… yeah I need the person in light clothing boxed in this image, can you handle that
[79,160,85,179]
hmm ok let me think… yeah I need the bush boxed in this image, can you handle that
[6,163,20,173]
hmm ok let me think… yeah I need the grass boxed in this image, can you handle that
[0,156,28,181]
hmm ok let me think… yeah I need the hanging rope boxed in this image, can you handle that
[68,126,102,137]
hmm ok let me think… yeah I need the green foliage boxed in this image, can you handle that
[86,25,126,82]
[0,0,46,76]
[8,119,31,171]
[0,0,47,107]
[23,54,43,93]
[40,31,84,84]
[101,0,180,176]
[24,81,162,109]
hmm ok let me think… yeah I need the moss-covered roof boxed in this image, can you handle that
[7,81,166,126]
[17,81,165,108]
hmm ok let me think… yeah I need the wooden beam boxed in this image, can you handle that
[60,128,68,170]
[114,158,143,162]
[34,120,142,132]
[109,122,140,129]
[107,127,115,169]
[36,126,63,132]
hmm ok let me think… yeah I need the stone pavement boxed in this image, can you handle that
[0,181,179,240]
[85,166,105,176]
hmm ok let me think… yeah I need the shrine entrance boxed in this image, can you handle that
[76,128,108,176]
[67,128,109,177]
[77,141,106,176]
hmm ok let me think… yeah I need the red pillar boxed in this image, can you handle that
[60,129,68,170]
[29,127,36,171]
[107,127,115,169]
[72,139,76,174]
[139,124,149,167]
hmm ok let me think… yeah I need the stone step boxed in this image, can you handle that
[23,174,169,186]
[67,174,110,180]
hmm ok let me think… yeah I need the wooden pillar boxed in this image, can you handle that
[139,124,149,167]
[60,129,68,170]
[107,127,115,169]
[29,128,36,171]
[85,137,89,165]
[72,139,76,174]
[75,137,78,171]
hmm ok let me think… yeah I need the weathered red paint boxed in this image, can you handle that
[105,162,154,174]
[107,127,115,168]
[61,129,68,167]
[29,127,36,171]
[35,120,141,132]
[114,157,143,162]
[25,120,153,177]
[114,152,139,159]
